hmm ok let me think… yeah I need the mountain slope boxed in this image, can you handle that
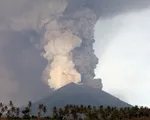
[31,83,131,114]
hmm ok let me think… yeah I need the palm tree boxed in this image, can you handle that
[99,105,104,112]
[106,106,111,113]
[38,104,44,118]
[0,107,5,118]
[87,105,91,111]
[9,101,13,108]
[6,110,11,118]
[52,106,58,119]
[43,105,47,117]
[16,107,20,118]
[58,108,63,120]
[64,105,69,118]
[22,107,30,119]
[9,100,15,117]
[0,103,3,108]
[37,112,41,119]
[0,103,3,118]
[0,113,2,119]
[28,101,32,116]
[4,106,8,112]
[11,106,16,117]
[53,106,57,114]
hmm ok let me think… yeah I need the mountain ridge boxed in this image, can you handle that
[30,83,132,114]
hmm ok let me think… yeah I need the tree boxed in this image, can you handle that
[9,101,13,108]
[38,104,44,118]
[28,101,32,117]
[52,106,58,120]
[58,108,64,120]
[37,112,41,119]
[9,100,15,117]
[6,110,11,118]
[11,106,16,117]
[43,105,47,117]
[4,106,8,112]
[22,107,30,119]
[64,105,70,119]
[0,103,3,119]
[16,107,20,118]
[0,112,2,119]
[0,103,3,108]
[1,107,5,115]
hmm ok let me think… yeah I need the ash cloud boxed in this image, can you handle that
[0,30,51,105]
[0,0,150,105]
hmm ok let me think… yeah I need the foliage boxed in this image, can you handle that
[0,101,150,120]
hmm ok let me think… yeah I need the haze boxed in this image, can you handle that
[95,9,150,107]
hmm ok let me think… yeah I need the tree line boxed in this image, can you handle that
[0,101,150,120]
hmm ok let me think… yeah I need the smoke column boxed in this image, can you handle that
[40,0,99,89]
[40,0,150,90]
[43,20,82,89]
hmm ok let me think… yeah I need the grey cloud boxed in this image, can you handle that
[0,30,51,105]
[65,0,150,17]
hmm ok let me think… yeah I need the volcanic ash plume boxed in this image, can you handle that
[41,1,101,90]
[43,20,82,89]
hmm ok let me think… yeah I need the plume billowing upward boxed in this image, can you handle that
[40,0,150,89]
[40,1,99,89]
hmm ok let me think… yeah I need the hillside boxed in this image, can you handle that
[31,83,131,114]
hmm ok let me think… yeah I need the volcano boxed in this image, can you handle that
[30,83,131,114]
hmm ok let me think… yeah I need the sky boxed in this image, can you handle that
[94,8,150,107]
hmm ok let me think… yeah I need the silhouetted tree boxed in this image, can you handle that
[28,101,32,117]
[22,107,30,119]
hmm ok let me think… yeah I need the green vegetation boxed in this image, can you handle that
[0,101,150,120]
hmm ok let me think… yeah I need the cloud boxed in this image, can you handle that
[0,30,51,106]
[94,9,150,107]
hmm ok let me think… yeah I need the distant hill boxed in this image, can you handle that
[30,83,131,114]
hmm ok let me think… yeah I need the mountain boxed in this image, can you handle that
[30,83,131,114]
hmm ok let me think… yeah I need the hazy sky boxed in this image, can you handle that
[94,8,150,107]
